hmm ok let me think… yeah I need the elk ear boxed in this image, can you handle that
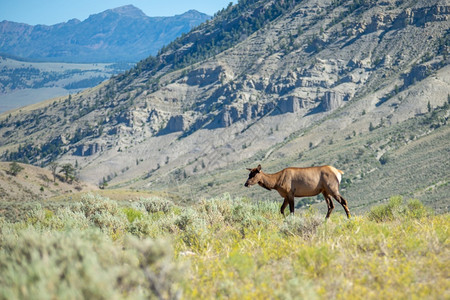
[246,168,252,171]
[257,164,262,172]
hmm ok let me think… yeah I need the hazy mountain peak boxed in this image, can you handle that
[0,6,210,62]
[107,5,147,18]
[66,18,81,25]
[181,9,209,16]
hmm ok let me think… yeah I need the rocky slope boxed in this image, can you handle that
[0,0,449,211]
[0,6,210,63]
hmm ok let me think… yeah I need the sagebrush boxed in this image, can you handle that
[0,194,448,299]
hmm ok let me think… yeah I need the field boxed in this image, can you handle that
[0,193,448,299]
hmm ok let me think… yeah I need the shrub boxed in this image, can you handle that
[122,207,144,223]
[379,153,390,165]
[125,236,183,299]
[0,226,182,300]
[53,207,90,230]
[137,197,175,213]
[368,196,403,222]
[197,197,232,225]
[0,229,124,299]
[175,209,201,231]
[90,212,127,238]
[27,205,65,230]
[194,195,279,232]
[128,215,156,237]
[368,196,430,222]
[77,194,121,217]
[280,213,323,239]
[275,277,318,300]
[27,200,128,238]
[229,202,254,227]
[405,199,430,219]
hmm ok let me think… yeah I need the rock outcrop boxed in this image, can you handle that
[321,91,348,112]
[74,143,104,156]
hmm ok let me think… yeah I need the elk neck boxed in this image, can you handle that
[258,171,279,191]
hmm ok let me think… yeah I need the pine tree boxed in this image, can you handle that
[59,163,75,183]
[8,162,24,176]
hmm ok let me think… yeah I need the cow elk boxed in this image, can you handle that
[244,164,351,219]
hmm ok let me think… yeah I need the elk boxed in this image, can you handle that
[244,164,351,219]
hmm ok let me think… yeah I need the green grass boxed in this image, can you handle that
[0,194,448,299]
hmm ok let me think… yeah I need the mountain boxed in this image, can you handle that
[0,0,449,213]
[0,5,210,63]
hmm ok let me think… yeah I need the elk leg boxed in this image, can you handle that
[334,195,351,219]
[288,197,295,215]
[325,195,334,219]
[280,198,288,216]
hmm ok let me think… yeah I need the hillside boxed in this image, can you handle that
[0,161,97,203]
[0,6,210,63]
[0,0,449,212]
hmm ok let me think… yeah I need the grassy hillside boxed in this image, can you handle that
[0,162,97,202]
[0,194,448,299]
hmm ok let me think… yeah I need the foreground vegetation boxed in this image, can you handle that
[0,194,448,299]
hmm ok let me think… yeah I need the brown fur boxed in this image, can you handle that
[244,164,351,218]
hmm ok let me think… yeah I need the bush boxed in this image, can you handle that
[175,208,203,231]
[122,207,144,223]
[279,213,323,239]
[128,215,156,237]
[136,197,175,213]
[368,196,430,222]
[197,197,232,225]
[0,227,181,299]
[405,199,430,219]
[125,236,183,299]
[0,220,184,300]
[26,194,129,237]
[368,196,403,222]
[53,207,90,230]
[77,194,121,217]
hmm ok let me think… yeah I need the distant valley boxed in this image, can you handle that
[0,56,132,113]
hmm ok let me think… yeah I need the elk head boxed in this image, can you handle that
[244,164,262,187]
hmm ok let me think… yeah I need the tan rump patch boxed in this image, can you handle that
[328,166,343,183]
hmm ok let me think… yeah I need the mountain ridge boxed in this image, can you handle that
[0,5,210,63]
